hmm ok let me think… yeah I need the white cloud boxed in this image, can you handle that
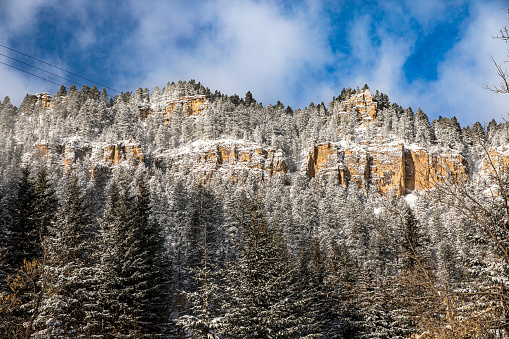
[0,0,507,128]
[426,3,509,125]
[124,0,332,106]
[404,3,509,126]
[0,0,62,104]
[340,1,508,126]
[0,0,54,35]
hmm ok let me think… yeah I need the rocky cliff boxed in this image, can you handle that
[35,93,51,109]
[304,142,469,195]
[160,140,288,181]
[343,89,378,125]
[22,87,498,196]
[32,135,506,196]
[34,139,145,175]
[482,148,509,175]
[32,138,288,182]
[165,95,207,117]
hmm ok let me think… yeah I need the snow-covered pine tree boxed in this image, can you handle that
[98,173,171,337]
[296,236,359,338]
[32,175,98,338]
[433,116,464,151]
[218,200,319,338]
[176,192,224,338]
[0,167,56,338]
[398,107,414,143]
[3,168,41,273]
[413,107,433,147]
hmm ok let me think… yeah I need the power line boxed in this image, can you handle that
[0,53,88,90]
[0,60,117,99]
[0,44,121,93]
[0,61,62,87]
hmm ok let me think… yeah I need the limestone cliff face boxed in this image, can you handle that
[481,148,509,175]
[101,141,145,166]
[64,139,91,170]
[59,139,145,174]
[165,95,207,117]
[407,149,468,191]
[35,93,51,109]
[37,138,287,181]
[90,141,145,177]
[304,142,468,195]
[165,140,288,181]
[344,89,378,125]
[34,136,474,195]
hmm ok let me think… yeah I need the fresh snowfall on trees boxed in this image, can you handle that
[0,77,509,338]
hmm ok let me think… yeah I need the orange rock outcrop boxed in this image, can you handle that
[60,139,144,175]
[167,140,288,181]
[407,149,468,191]
[343,89,378,125]
[63,139,91,170]
[305,142,468,195]
[102,141,144,166]
[34,141,49,157]
[165,95,207,117]
[481,149,509,175]
[35,136,474,195]
[35,93,51,109]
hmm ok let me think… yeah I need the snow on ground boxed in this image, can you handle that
[404,193,419,208]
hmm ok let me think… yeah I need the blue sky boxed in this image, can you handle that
[0,0,507,127]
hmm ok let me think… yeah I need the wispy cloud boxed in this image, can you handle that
[339,0,508,126]
[124,0,333,107]
[0,0,507,126]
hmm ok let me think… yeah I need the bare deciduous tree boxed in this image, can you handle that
[485,9,509,94]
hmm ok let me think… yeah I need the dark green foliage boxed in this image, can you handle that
[56,85,67,97]
[4,168,42,271]
[32,175,97,337]
[218,202,319,338]
[399,205,422,272]
[0,167,57,338]
[244,90,256,106]
[33,168,57,242]
[99,174,171,337]
[18,94,36,115]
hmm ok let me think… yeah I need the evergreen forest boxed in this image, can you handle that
[1,80,509,338]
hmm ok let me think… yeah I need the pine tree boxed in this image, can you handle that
[98,174,171,337]
[0,167,58,338]
[32,175,98,338]
[218,201,319,338]
[433,116,463,151]
[244,91,256,106]
[33,168,58,242]
[399,107,414,143]
[413,107,433,147]
[4,168,41,272]
[56,85,67,98]
[176,198,223,339]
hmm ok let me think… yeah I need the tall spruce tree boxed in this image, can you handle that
[32,175,98,338]
[218,201,319,338]
[176,200,223,339]
[98,174,171,337]
[413,107,433,147]
[4,168,40,271]
[0,167,57,338]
